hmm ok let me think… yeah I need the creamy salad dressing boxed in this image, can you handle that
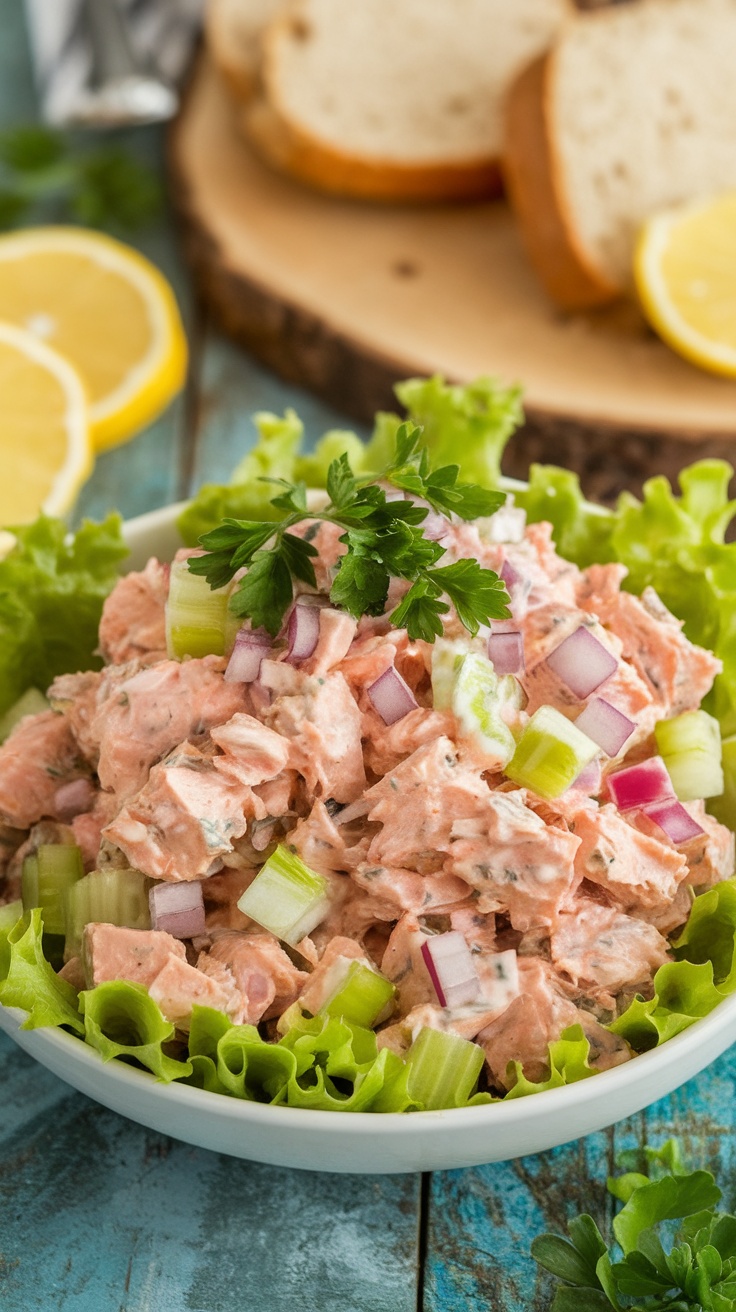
[0,508,732,1094]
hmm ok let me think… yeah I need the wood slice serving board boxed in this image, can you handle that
[170,56,736,499]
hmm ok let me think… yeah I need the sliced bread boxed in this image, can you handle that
[504,0,736,309]
[205,0,289,103]
[242,0,573,202]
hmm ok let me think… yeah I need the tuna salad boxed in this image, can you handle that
[0,448,733,1111]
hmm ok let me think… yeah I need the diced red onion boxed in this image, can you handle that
[421,510,451,541]
[287,603,321,663]
[499,558,530,617]
[53,777,96,820]
[251,818,277,852]
[149,881,206,939]
[488,629,525,676]
[641,799,705,845]
[484,505,527,544]
[570,758,602,796]
[607,756,675,812]
[545,626,618,700]
[367,666,418,725]
[574,697,636,757]
[420,932,481,1009]
[225,627,271,683]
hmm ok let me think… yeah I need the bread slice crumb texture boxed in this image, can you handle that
[262,0,570,166]
[551,0,736,290]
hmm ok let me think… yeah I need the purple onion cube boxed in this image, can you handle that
[545,626,618,700]
[574,697,636,757]
[641,799,705,845]
[607,756,675,812]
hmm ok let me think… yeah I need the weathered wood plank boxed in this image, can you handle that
[0,1032,421,1312]
[187,327,371,494]
[424,1043,736,1310]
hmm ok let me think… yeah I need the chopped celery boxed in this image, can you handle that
[165,558,238,660]
[322,960,396,1029]
[0,899,23,932]
[656,710,722,759]
[655,710,724,802]
[505,705,598,799]
[0,687,48,742]
[22,844,84,937]
[65,868,151,958]
[709,733,736,827]
[431,638,470,710]
[237,844,330,946]
[434,646,520,765]
[403,1026,485,1110]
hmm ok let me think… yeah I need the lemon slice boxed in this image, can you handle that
[0,320,92,524]
[635,194,736,377]
[0,227,188,451]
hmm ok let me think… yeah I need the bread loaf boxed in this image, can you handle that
[504,0,736,308]
[242,0,572,202]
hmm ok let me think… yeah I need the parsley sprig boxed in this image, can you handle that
[189,422,511,641]
[532,1138,736,1310]
[0,125,161,232]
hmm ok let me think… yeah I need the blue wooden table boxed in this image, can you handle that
[2,7,736,1309]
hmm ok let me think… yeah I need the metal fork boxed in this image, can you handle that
[69,0,178,127]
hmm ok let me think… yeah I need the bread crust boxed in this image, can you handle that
[242,8,504,203]
[243,95,504,203]
[503,52,621,309]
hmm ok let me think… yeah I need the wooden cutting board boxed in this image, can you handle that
[169,55,736,498]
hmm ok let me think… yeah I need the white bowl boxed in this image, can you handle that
[2,499,734,1175]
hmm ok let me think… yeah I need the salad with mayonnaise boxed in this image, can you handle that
[1,376,736,1113]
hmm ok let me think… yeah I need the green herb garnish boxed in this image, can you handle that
[188,421,511,641]
[0,125,161,232]
[531,1137,736,1310]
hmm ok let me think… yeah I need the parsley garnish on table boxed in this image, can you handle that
[0,125,161,231]
[532,1137,736,1310]
[189,421,511,640]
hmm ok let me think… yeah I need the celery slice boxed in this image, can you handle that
[165,558,237,660]
[431,638,470,711]
[0,687,48,742]
[0,899,23,932]
[237,844,330,946]
[22,844,84,937]
[322,960,396,1029]
[402,1026,485,1110]
[709,734,736,827]
[505,705,598,799]
[655,710,724,802]
[432,643,521,764]
[65,868,152,958]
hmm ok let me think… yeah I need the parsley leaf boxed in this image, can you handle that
[0,125,161,233]
[191,426,510,641]
[531,1138,736,1312]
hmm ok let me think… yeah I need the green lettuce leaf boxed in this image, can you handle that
[504,1023,598,1098]
[79,980,192,1082]
[610,880,736,1051]
[386,374,524,488]
[278,1013,397,1111]
[0,513,127,714]
[515,465,615,568]
[177,410,305,545]
[0,908,84,1033]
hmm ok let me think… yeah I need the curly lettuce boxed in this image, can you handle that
[0,512,127,716]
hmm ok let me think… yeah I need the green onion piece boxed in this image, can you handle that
[403,1026,485,1110]
[0,899,23,932]
[445,650,520,765]
[0,687,48,742]
[22,844,84,937]
[655,710,724,801]
[165,558,237,660]
[505,705,598,799]
[237,844,330,946]
[65,868,152,958]
[322,960,396,1029]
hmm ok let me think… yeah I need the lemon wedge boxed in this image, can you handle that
[635,194,736,377]
[0,320,92,524]
[0,227,188,451]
